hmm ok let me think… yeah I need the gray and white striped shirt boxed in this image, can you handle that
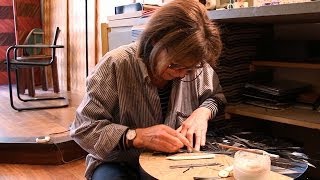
[70,42,226,179]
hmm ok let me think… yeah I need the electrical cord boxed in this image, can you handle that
[48,129,70,136]
[39,127,86,164]
[53,142,86,164]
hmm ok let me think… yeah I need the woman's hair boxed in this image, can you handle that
[137,0,222,73]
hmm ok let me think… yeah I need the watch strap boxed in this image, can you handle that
[120,128,129,151]
[128,136,134,148]
[126,129,136,149]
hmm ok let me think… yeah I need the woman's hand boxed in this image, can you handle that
[133,124,190,153]
[176,107,211,152]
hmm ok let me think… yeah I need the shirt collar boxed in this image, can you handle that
[136,57,151,84]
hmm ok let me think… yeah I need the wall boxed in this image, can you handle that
[66,0,96,92]
[43,0,68,91]
[43,0,164,92]
[43,0,121,93]
[0,0,15,85]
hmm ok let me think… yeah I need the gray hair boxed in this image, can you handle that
[137,0,222,73]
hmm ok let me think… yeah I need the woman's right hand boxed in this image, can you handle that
[133,124,191,153]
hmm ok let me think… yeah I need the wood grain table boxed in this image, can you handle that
[139,152,293,180]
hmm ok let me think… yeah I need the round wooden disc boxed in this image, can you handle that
[139,152,293,180]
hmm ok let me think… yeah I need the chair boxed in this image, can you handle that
[18,28,60,97]
[6,27,68,111]
[17,28,44,97]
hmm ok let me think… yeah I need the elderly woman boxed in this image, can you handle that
[70,0,226,179]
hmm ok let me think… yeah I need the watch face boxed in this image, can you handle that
[126,129,136,140]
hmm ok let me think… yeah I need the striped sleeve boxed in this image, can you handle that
[199,97,225,119]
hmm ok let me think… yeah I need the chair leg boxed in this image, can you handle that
[41,67,48,91]
[17,68,35,97]
[52,56,60,93]
[27,68,35,97]
[14,67,68,110]
[16,69,35,102]
[14,65,67,106]
[16,69,24,102]
[16,67,66,102]
[17,69,26,95]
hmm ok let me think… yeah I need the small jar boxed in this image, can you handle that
[233,150,271,180]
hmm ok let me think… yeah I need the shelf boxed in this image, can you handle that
[208,1,320,24]
[252,61,320,69]
[108,2,320,28]
[225,104,320,130]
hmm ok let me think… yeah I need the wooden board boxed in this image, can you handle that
[139,152,292,180]
[225,104,320,130]
[252,61,320,70]
[0,89,87,164]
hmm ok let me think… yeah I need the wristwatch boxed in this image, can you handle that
[126,129,137,148]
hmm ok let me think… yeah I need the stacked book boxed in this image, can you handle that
[243,80,312,110]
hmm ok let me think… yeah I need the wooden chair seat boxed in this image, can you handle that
[16,55,52,61]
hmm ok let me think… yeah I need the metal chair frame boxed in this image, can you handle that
[6,27,68,111]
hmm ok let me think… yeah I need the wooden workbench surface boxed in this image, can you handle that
[139,152,292,180]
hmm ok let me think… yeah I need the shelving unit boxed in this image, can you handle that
[208,2,320,130]
[207,1,320,24]
[226,104,320,130]
[242,60,320,129]
[107,1,320,27]
[245,60,320,129]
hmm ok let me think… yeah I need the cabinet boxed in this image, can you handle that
[206,2,320,130]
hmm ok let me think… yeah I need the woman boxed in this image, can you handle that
[70,0,226,179]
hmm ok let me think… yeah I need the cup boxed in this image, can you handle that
[233,150,271,180]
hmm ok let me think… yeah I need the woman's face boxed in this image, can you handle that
[154,49,202,81]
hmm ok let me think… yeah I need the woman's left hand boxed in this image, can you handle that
[176,107,211,152]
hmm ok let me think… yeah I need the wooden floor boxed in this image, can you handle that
[0,85,86,179]
[0,160,85,180]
